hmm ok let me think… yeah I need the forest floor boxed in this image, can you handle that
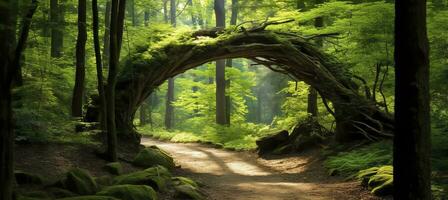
[13,137,386,200]
[141,137,382,200]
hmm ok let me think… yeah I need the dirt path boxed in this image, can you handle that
[141,138,379,200]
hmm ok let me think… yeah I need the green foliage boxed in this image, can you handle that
[96,185,157,200]
[324,141,393,177]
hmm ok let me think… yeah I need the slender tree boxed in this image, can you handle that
[50,0,64,58]
[394,0,431,198]
[92,0,107,131]
[106,0,127,162]
[103,1,111,70]
[71,0,87,117]
[0,0,37,199]
[215,0,227,125]
[164,0,176,130]
[224,0,238,125]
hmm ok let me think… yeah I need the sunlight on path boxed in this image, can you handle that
[141,138,375,200]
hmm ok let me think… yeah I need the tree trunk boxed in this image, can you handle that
[128,0,137,26]
[50,0,63,58]
[307,87,318,116]
[103,1,111,70]
[394,0,431,198]
[71,0,87,118]
[1,1,37,199]
[140,102,147,126]
[92,0,107,132]
[214,0,227,125]
[165,78,175,129]
[163,0,168,24]
[144,10,150,26]
[224,0,238,125]
[106,0,126,162]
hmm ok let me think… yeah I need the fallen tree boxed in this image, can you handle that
[87,20,394,145]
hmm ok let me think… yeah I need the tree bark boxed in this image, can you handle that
[163,0,168,24]
[1,1,37,199]
[307,87,318,116]
[394,0,431,198]
[103,1,111,70]
[106,0,126,162]
[164,0,176,130]
[144,10,150,26]
[92,0,107,131]
[71,0,87,118]
[224,0,238,125]
[50,0,63,58]
[215,0,227,125]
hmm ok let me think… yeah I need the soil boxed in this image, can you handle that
[141,138,382,200]
[14,138,384,200]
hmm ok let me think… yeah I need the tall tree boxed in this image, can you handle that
[215,0,227,125]
[394,0,431,198]
[164,0,176,130]
[50,0,64,58]
[103,1,112,70]
[0,0,37,199]
[92,0,107,131]
[106,0,126,162]
[71,0,88,117]
[224,0,238,125]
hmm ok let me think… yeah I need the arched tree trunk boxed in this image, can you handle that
[87,23,394,145]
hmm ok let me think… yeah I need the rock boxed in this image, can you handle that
[289,117,328,151]
[57,196,120,200]
[15,191,50,199]
[104,162,123,175]
[174,184,205,200]
[113,165,171,192]
[63,168,98,195]
[96,185,157,200]
[256,130,289,154]
[14,171,44,185]
[132,146,175,169]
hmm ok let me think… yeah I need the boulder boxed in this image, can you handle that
[172,177,199,188]
[256,130,289,154]
[174,185,205,200]
[132,146,175,169]
[14,171,44,185]
[96,185,157,200]
[113,165,171,192]
[104,162,123,175]
[63,168,98,195]
[47,188,77,198]
[95,176,114,188]
[57,196,120,200]
[289,117,328,151]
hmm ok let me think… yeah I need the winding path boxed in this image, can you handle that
[141,138,378,200]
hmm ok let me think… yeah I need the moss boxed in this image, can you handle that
[174,185,205,200]
[113,165,171,192]
[96,185,157,200]
[57,196,120,200]
[132,146,175,169]
[63,168,98,195]
[356,165,393,196]
[14,171,44,185]
[172,177,199,188]
[104,162,123,175]
[16,191,50,199]
[47,187,77,198]
[95,176,114,188]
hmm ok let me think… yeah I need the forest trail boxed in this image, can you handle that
[141,137,378,200]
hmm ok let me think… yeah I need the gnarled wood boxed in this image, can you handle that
[89,25,394,144]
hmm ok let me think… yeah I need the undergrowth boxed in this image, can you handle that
[137,124,275,151]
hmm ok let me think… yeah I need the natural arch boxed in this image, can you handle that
[90,23,394,144]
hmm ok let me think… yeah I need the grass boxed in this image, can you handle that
[137,124,271,151]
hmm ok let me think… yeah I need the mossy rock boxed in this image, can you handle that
[104,162,123,175]
[174,184,205,200]
[371,178,393,196]
[15,190,50,199]
[57,196,120,200]
[113,165,171,192]
[16,196,51,200]
[47,187,77,198]
[133,146,175,169]
[96,185,157,200]
[272,144,292,155]
[172,177,199,188]
[14,171,44,185]
[64,168,98,195]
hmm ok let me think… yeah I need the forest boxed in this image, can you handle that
[0,0,447,199]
